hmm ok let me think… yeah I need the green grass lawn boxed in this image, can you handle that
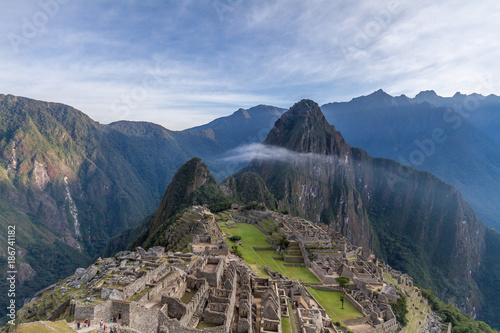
[197,322,219,329]
[307,287,363,322]
[281,316,292,333]
[220,222,319,283]
[17,321,76,333]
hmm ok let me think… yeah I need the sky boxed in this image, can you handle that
[0,0,499,130]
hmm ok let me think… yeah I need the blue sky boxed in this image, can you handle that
[1,0,499,130]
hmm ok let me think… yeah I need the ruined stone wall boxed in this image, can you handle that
[164,297,187,319]
[224,273,238,331]
[382,318,398,332]
[159,317,226,333]
[344,292,368,315]
[199,235,212,243]
[204,303,228,325]
[310,285,342,292]
[207,269,238,331]
[357,275,379,284]
[298,242,311,267]
[179,280,210,327]
[237,318,251,333]
[129,302,160,332]
[196,258,224,287]
[343,317,369,326]
[113,301,131,326]
[74,304,96,321]
[310,262,337,284]
[138,270,181,304]
[209,294,231,304]
[283,256,304,263]
[205,247,229,256]
[111,328,142,333]
[255,223,273,235]
[123,261,170,298]
[94,300,113,323]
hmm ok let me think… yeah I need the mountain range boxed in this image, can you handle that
[1,92,499,328]
[321,89,500,231]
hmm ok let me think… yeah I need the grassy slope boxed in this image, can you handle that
[16,321,75,333]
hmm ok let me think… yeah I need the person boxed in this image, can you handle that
[100,319,103,328]
[104,325,107,331]
[77,322,80,330]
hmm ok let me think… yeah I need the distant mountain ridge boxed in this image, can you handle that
[321,90,500,231]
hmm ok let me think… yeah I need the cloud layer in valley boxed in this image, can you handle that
[222,143,344,165]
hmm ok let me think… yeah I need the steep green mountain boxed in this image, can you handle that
[0,95,158,324]
[321,90,500,231]
[130,157,230,249]
[234,99,499,328]
[224,172,277,209]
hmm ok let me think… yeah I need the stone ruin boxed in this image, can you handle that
[19,208,438,333]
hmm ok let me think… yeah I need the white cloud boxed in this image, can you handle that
[222,143,343,165]
[0,0,499,129]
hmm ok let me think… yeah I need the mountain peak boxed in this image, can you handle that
[147,157,212,234]
[372,88,391,97]
[263,99,348,154]
[415,90,438,98]
[453,91,466,98]
[282,99,325,121]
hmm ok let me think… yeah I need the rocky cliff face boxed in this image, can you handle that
[239,99,486,316]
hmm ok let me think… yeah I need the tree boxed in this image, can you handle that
[229,235,241,242]
[278,236,290,251]
[390,292,408,327]
[336,276,351,289]
[231,245,243,258]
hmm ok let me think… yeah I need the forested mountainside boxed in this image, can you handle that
[0,94,283,324]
